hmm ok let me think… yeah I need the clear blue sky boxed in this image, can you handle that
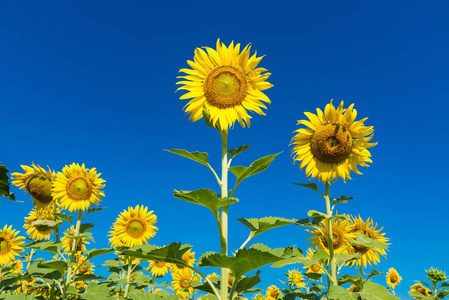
[1,1,448,298]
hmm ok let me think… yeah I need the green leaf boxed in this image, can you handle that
[229,153,281,189]
[366,270,383,279]
[330,281,396,300]
[237,217,295,238]
[408,291,434,300]
[174,189,238,215]
[235,271,261,294]
[294,183,324,197]
[24,241,63,254]
[85,248,114,260]
[328,286,358,300]
[331,195,354,205]
[53,212,73,225]
[81,282,113,300]
[122,242,191,267]
[130,293,180,300]
[335,253,360,266]
[0,163,16,201]
[80,223,95,233]
[350,234,388,251]
[75,274,105,281]
[307,210,327,218]
[294,217,325,228]
[37,261,68,275]
[271,249,326,268]
[165,149,209,167]
[228,145,250,160]
[4,293,37,300]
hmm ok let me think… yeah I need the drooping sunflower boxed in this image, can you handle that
[171,248,195,273]
[307,219,356,254]
[291,100,377,183]
[149,260,171,277]
[348,215,389,268]
[0,225,25,266]
[386,268,402,290]
[172,268,193,299]
[11,163,56,210]
[265,285,282,300]
[52,163,105,212]
[303,248,324,274]
[61,226,90,253]
[176,39,273,131]
[23,208,58,240]
[109,205,158,248]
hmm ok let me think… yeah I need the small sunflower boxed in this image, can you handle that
[177,39,273,131]
[23,208,57,240]
[61,226,90,253]
[0,225,25,266]
[348,285,360,292]
[386,268,402,290]
[172,268,193,299]
[171,248,195,273]
[307,219,356,254]
[149,260,171,277]
[348,215,389,268]
[265,285,282,300]
[74,254,94,275]
[291,100,377,183]
[109,205,158,248]
[303,248,324,274]
[410,283,431,298]
[11,163,56,210]
[52,163,105,212]
[286,269,305,289]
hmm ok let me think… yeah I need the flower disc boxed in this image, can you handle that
[0,225,25,266]
[307,219,356,254]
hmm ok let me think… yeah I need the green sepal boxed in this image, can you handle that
[165,149,209,167]
[85,248,114,260]
[294,183,324,197]
[350,234,388,250]
[174,189,238,215]
[53,212,73,225]
[237,217,296,238]
[23,241,63,254]
[228,145,250,160]
[203,105,222,132]
[0,163,16,201]
[329,281,396,300]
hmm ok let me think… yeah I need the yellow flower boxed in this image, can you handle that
[11,163,56,210]
[410,283,431,298]
[287,269,305,288]
[303,248,324,274]
[74,254,94,275]
[172,268,193,298]
[23,208,57,240]
[149,260,170,277]
[348,215,389,268]
[265,285,282,300]
[291,100,377,183]
[386,268,402,290]
[109,205,158,247]
[253,293,266,300]
[171,248,195,273]
[348,285,360,292]
[307,219,356,254]
[207,272,219,281]
[52,163,105,212]
[0,225,25,266]
[177,39,273,131]
[61,226,90,253]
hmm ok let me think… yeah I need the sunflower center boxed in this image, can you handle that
[127,219,146,237]
[180,277,191,289]
[204,66,247,109]
[154,261,165,268]
[311,263,321,273]
[67,177,92,200]
[322,228,344,250]
[26,175,53,204]
[390,273,398,283]
[310,123,353,164]
[0,238,9,253]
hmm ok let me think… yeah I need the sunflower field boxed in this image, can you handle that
[1,39,448,300]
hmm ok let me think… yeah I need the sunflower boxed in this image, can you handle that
[11,163,56,210]
[287,269,305,289]
[171,248,195,273]
[348,215,389,268]
[386,268,402,290]
[61,226,90,253]
[149,260,171,277]
[23,208,57,240]
[291,100,377,183]
[176,39,273,131]
[172,268,193,299]
[307,219,356,254]
[348,285,360,292]
[0,225,25,266]
[52,163,105,212]
[109,205,158,248]
[74,254,94,275]
[303,248,324,274]
[410,283,431,298]
[265,285,282,300]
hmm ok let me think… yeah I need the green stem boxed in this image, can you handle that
[124,256,133,298]
[64,210,82,298]
[220,130,229,300]
[324,183,338,286]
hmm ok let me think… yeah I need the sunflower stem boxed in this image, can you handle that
[220,130,229,300]
[124,256,133,298]
[64,210,82,298]
[324,183,338,286]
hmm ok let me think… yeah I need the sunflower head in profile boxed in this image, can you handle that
[348,215,389,268]
[109,205,158,248]
[176,39,273,131]
[291,100,377,183]
[172,268,193,299]
[0,225,25,266]
[23,208,58,240]
[307,219,356,254]
[265,285,282,300]
[286,269,305,289]
[52,163,105,212]
[11,163,56,210]
[61,226,90,253]
[386,268,402,290]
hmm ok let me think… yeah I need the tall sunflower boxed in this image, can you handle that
[23,208,58,240]
[0,225,25,266]
[11,163,56,210]
[386,268,402,290]
[109,205,158,247]
[52,163,105,212]
[176,39,273,131]
[348,215,389,268]
[307,219,356,254]
[291,100,377,183]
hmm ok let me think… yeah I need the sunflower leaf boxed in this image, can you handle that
[24,241,63,254]
[174,189,239,215]
[235,270,261,295]
[228,145,250,160]
[294,217,325,228]
[81,282,115,300]
[237,217,296,238]
[294,183,324,197]
[271,248,325,268]
[85,248,114,260]
[366,270,383,280]
[37,261,68,275]
[54,212,73,225]
[331,195,354,205]
[307,210,327,218]
[328,285,358,300]
[357,281,396,300]
[349,234,388,250]
[165,149,209,167]
[79,223,94,233]
[0,163,17,201]
[335,253,360,267]
[122,242,191,267]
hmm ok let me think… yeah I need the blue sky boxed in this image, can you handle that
[1,0,448,298]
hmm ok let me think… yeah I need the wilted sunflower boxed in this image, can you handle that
[0,225,25,266]
[348,215,389,268]
[172,268,193,299]
[307,219,356,254]
[177,39,273,131]
[23,208,58,240]
[11,163,56,210]
[149,260,171,277]
[291,100,377,183]
[61,226,90,253]
[386,268,402,290]
[109,205,158,247]
[265,285,282,300]
[52,163,105,212]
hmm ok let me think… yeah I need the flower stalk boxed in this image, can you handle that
[324,183,338,286]
[220,130,229,300]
